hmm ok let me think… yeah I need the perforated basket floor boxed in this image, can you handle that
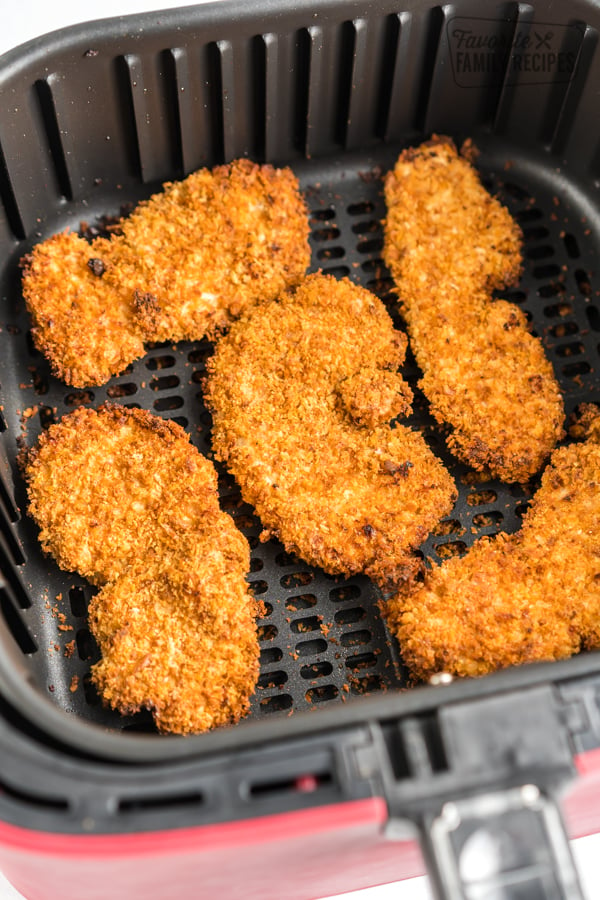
[0,143,599,736]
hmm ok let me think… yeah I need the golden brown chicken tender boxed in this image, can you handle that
[386,405,600,680]
[205,273,457,587]
[383,135,564,482]
[22,404,260,734]
[22,159,310,387]
[89,540,259,735]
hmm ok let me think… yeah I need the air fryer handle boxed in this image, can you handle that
[418,784,585,900]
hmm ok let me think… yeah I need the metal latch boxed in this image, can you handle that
[423,784,583,900]
[370,684,589,899]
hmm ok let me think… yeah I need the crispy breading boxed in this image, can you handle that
[21,159,310,387]
[383,135,564,482]
[22,404,260,733]
[89,542,259,735]
[205,273,457,586]
[386,405,600,680]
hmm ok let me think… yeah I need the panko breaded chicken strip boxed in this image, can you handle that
[22,159,310,387]
[386,405,600,680]
[21,404,260,734]
[205,273,457,587]
[383,135,564,482]
[89,541,259,735]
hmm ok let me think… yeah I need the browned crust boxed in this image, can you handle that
[205,273,457,587]
[385,406,600,680]
[383,135,565,482]
[22,404,260,734]
[21,159,310,387]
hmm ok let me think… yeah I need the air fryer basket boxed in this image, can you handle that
[1,4,600,892]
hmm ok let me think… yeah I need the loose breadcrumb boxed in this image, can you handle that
[21,159,310,387]
[205,273,457,587]
[383,135,564,482]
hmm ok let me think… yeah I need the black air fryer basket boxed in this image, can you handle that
[0,1,600,898]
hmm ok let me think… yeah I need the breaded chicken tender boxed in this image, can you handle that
[383,135,564,482]
[22,159,310,387]
[386,405,600,680]
[89,542,259,735]
[22,404,260,734]
[205,273,457,586]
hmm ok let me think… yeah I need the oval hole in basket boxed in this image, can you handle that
[575,269,592,297]
[280,571,313,589]
[69,587,87,618]
[300,661,333,680]
[334,606,366,626]
[146,355,175,371]
[275,550,304,567]
[525,244,554,261]
[540,285,568,302]
[153,396,184,412]
[346,652,376,671]
[150,374,180,391]
[76,628,98,661]
[586,307,600,332]
[260,694,293,714]
[306,684,338,703]
[310,207,335,222]
[351,219,380,235]
[436,541,467,559]
[329,584,361,603]
[533,263,562,280]
[350,674,382,695]
[317,246,345,261]
[339,629,371,648]
[257,670,288,689]
[356,237,383,255]
[311,226,340,242]
[295,638,327,657]
[466,490,497,507]
[290,616,322,634]
[257,624,278,642]
[82,673,101,706]
[249,580,268,596]
[431,518,464,538]
[260,646,283,665]
[249,558,264,573]
[563,233,580,259]
[347,201,375,215]
[562,361,591,378]
[106,382,137,399]
[322,265,350,278]
[472,511,504,529]
[555,341,584,358]
[286,594,317,612]
[551,321,579,338]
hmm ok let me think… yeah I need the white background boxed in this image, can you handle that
[0,2,599,899]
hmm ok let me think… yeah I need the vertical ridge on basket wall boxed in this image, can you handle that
[169,47,213,175]
[383,9,443,144]
[0,140,24,244]
[492,3,590,152]
[33,78,73,202]
[343,16,397,150]
[122,52,182,184]
[0,82,73,237]
[304,22,354,158]
[425,4,516,137]
[553,24,600,178]
[262,30,308,163]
